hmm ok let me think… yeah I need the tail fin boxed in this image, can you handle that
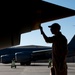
[67,35,75,62]
[68,35,75,50]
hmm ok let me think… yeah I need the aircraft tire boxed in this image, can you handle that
[20,62,25,65]
[25,61,31,66]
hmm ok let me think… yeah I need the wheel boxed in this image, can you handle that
[20,62,25,65]
[25,61,31,66]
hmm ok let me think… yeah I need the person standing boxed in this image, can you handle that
[39,23,68,75]
[11,58,16,68]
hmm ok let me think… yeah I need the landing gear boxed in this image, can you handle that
[20,61,31,66]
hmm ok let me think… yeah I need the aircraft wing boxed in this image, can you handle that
[32,49,52,61]
[0,0,75,49]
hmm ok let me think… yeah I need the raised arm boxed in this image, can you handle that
[39,25,50,43]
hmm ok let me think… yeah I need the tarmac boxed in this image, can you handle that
[0,63,75,75]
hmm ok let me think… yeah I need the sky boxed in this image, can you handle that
[18,0,75,47]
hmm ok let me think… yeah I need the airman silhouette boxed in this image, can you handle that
[40,23,68,75]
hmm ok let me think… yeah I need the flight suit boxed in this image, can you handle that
[46,32,68,75]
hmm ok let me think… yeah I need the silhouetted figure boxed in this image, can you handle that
[48,58,52,68]
[11,58,16,68]
[40,23,68,75]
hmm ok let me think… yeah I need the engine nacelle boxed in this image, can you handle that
[1,54,15,64]
[15,51,32,62]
